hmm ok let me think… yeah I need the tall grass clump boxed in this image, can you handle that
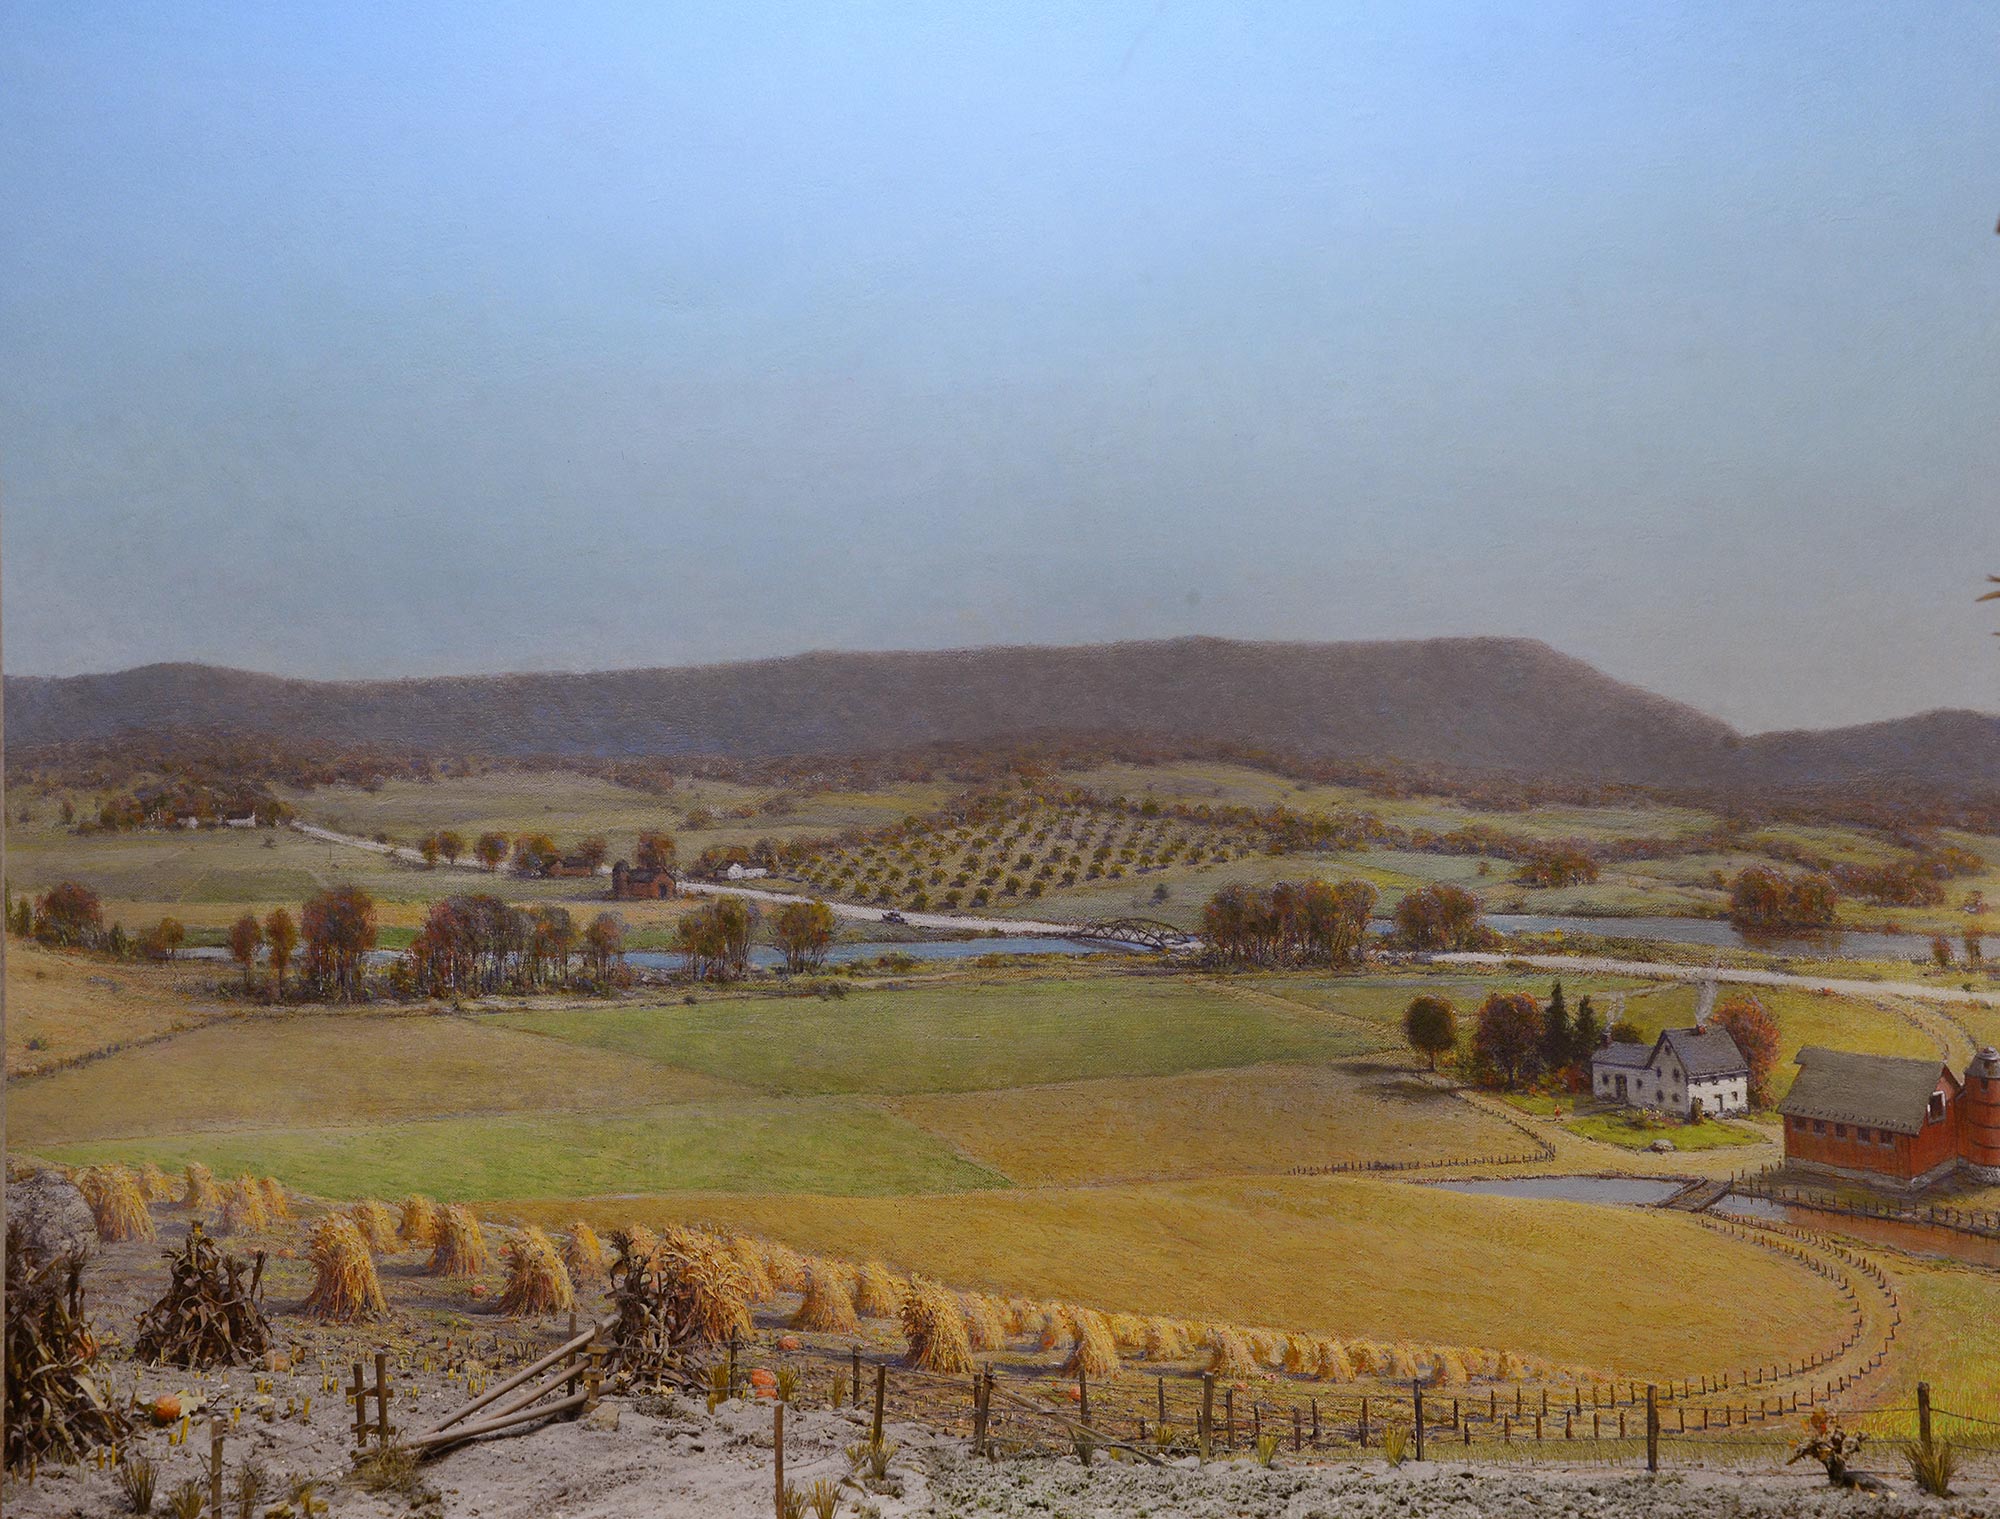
[301,1218,384,1321]
[216,1177,269,1237]
[1206,1326,1255,1379]
[852,1260,901,1319]
[397,1195,440,1249]
[1907,1432,1958,1497]
[960,1293,1006,1351]
[563,1222,607,1287]
[346,1200,398,1254]
[900,1278,974,1375]
[80,1165,156,1243]
[426,1204,489,1278]
[180,1163,220,1215]
[790,1262,859,1334]
[499,1228,574,1317]
[1063,1307,1119,1378]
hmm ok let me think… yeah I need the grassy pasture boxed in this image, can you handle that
[38,1096,1007,1201]
[494,975,1386,1097]
[887,1059,1530,1185]
[6,1010,742,1144]
[516,1172,1845,1375]
[4,941,238,1074]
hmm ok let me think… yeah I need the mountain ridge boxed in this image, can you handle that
[6,637,1994,795]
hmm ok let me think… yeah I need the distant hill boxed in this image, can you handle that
[5,638,1994,796]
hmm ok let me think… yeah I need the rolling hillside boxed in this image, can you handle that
[6,637,1994,794]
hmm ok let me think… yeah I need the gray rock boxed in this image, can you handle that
[581,1404,621,1433]
[5,1169,99,1261]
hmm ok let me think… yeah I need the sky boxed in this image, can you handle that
[3,1,1996,733]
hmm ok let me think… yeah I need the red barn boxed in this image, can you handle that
[1779,1045,2000,1191]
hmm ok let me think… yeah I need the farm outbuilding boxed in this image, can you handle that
[1779,1045,2000,1192]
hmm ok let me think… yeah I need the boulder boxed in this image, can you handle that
[6,1170,99,1261]
[1648,1138,1677,1154]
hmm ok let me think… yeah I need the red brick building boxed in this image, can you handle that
[610,860,677,900]
[1779,1045,2000,1191]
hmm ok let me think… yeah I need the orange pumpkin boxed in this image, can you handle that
[776,1335,802,1352]
[748,1367,778,1398]
[151,1395,182,1426]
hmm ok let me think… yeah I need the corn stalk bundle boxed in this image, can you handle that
[899,1278,974,1376]
[1382,1341,1420,1380]
[726,1235,774,1301]
[1109,1312,1149,1352]
[603,1227,750,1384]
[4,1225,129,1472]
[426,1204,489,1278]
[790,1262,858,1334]
[180,1163,221,1215]
[1205,1326,1256,1380]
[1249,1329,1286,1369]
[396,1194,440,1248]
[851,1260,902,1320]
[1141,1317,1188,1361]
[1313,1338,1355,1381]
[79,1165,156,1243]
[1036,1303,1073,1353]
[217,1177,269,1237]
[761,1239,807,1291]
[133,1224,272,1368]
[257,1177,293,1221]
[1345,1340,1381,1376]
[1062,1307,1120,1378]
[347,1200,399,1254]
[1427,1345,1469,1385]
[959,1292,1006,1351]
[137,1163,174,1203]
[1282,1333,1315,1375]
[498,1228,575,1317]
[301,1217,386,1322]
[563,1222,608,1286]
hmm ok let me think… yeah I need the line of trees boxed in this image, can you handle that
[1388,883,1491,951]
[1727,866,1839,931]
[1458,982,1606,1091]
[1200,879,1377,968]
[406,894,627,996]
[675,897,758,982]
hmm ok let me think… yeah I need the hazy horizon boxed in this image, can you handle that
[5,3,1997,730]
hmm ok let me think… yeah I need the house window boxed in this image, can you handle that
[1929,1093,1946,1124]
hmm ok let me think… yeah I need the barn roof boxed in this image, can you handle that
[1779,1046,1955,1136]
[1592,1041,1654,1071]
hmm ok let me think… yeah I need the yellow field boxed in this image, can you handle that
[888,1059,1529,1185]
[514,1171,1845,1376]
[3,941,237,1075]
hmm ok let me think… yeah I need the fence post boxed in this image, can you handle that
[1312,1397,1320,1444]
[1293,1406,1302,1452]
[1225,1384,1235,1450]
[1646,1384,1659,1472]
[1918,1382,1932,1448]
[1413,1380,1425,1462]
[971,1373,986,1457]
[773,1403,785,1519]
[350,1363,368,1449]
[728,1332,740,1401]
[375,1351,391,1448]
[1157,1376,1166,1427]
[208,1420,224,1519]
[1078,1366,1090,1433]
[871,1364,886,1448]
[1359,1395,1369,1447]
[852,1346,862,1408]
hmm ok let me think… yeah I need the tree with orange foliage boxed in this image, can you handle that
[1709,995,1780,1107]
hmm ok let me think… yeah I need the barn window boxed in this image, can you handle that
[1929,1093,1946,1124]
[1834,1124,1847,1139]
[1813,1121,1826,1136]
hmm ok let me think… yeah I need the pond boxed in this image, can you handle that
[1425,1175,1687,1207]
[1710,1194,2000,1268]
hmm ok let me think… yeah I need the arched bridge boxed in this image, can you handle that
[1070,918,1200,952]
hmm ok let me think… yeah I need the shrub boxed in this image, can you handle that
[1907,1433,1957,1497]
[498,1227,574,1317]
[302,1218,385,1321]
[900,1278,974,1375]
[1382,1422,1411,1466]
[426,1204,489,1278]
[79,1165,156,1243]
[790,1263,859,1334]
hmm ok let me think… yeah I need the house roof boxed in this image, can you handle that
[1778,1046,1955,1136]
[1593,1041,1654,1071]
[1658,1026,1749,1080]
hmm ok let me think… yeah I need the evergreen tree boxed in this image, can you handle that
[1539,980,1571,1074]
[1571,994,1602,1067]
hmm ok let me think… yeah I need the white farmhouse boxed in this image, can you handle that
[1590,1024,1750,1118]
[724,862,770,881]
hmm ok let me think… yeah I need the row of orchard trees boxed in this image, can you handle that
[413,827,678,878]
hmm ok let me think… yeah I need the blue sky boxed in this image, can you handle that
[4,1,1996,730]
